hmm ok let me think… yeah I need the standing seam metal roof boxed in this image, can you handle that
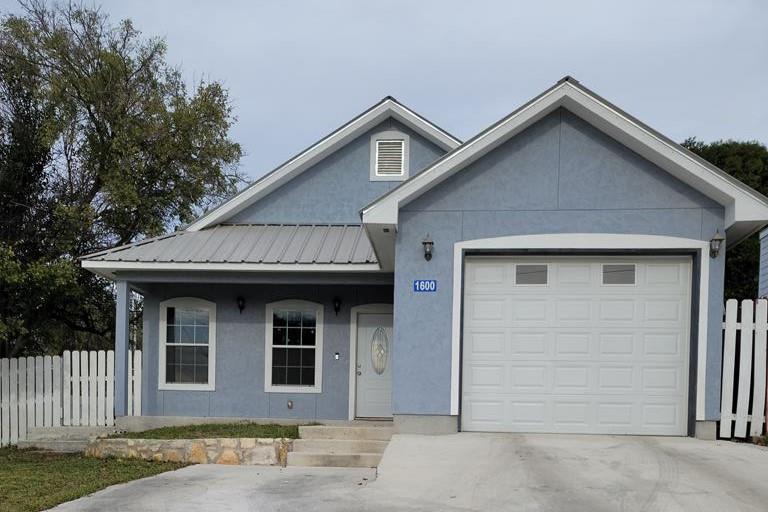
[81,224,378,265]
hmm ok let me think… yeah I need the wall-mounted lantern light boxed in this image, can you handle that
[422,233,434,261]
[333,297,342,316]
[710,230,725,258]
[236,296,246,314]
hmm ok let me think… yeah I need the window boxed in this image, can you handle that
[516,264,548,285]
[370,131,410,181]
[602,264,636,285]
[265,300,323,393]
[159,298,216,391]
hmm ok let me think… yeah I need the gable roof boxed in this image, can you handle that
[186,97,461,231]
[362,77,768,246]
[81,224,380,278]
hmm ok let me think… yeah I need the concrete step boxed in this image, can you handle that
[16,439,89,453]
[27,426,118,441]
[287,451,383,468]
[298,425,393,441]
[292,438,389,454]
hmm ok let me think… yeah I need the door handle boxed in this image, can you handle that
[356,371,362,376]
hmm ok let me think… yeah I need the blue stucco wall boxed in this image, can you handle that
[140,283,392,419]
[393,108,726,421]
[227,118,445,224]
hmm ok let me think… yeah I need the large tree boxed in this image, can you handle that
[0,1,242,357]
[682,138,768,299]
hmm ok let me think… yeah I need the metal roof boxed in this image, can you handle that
[81,224,378,265]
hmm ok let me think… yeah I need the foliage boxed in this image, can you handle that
[0,446,185,512]
[682,138,768,299]
[113,422,302,440]
[0,1,242,356]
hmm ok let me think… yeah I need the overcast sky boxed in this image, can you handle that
[3,0,767,182]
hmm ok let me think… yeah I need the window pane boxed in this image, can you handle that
[302,348,315,367]
[180,325,195,343]
[194,364,208,384]
[286,348,301,366]
[166,307,175,325]
[273,311,287,327]
[273,328,286,346]
[194,326,209,344]
[272,348,287,366]
[194,310,209,326]
[166,325,176,344]
[302,328,316,346]
[603,264,636,285]
[286,328,301,345]
[272,367,286,385]
[287,311,302,327]
[516,264,548,285]
[302,311,316,327]
[177,309,195,326]
[301,368,315,386]
[286,367,301,385]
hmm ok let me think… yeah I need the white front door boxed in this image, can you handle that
[355,313,393,418]
[462,256,692,435]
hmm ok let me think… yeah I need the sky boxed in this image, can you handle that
[2,0,767,182]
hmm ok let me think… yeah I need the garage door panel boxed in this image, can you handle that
[462,256,691,436]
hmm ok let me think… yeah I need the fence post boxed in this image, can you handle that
[62,351,71,427]
[751,300,768,436]
[720,299,739,438]
[1,358,9,446]
[106,351,115,426]
[18,357,26,441]
[10,359,18,444]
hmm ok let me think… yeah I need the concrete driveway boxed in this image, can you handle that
[50,434,768,512]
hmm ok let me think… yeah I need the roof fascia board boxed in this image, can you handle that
[363,81,768,229]
[187,99,460,232]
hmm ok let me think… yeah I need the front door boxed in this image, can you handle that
[355,313,393,418]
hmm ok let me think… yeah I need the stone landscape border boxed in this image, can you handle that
[85,437,293,466]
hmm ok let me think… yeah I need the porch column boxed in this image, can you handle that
[114,280,130,416]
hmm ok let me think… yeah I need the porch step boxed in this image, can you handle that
[292,438,389,454]
[16,439,89,453]
[298,425,393,441]
[287,451,383,468]
[27,426,118,441]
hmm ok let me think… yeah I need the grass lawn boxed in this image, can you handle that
[0,447,185,512]
[113,422,301,439]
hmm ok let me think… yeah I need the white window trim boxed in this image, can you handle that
[158,297,216,392]
[264,299,324,394]
[450,233,711,421]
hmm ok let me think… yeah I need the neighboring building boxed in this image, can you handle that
[81,77,768,438]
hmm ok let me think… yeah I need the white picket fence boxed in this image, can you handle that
[720,299,768,438]
[0,349,141,446]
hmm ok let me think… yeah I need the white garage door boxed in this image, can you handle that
[461,256,691,435]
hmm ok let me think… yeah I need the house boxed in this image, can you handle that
[81,77,768,438]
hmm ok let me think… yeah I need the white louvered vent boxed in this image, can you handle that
[375,140,405,176]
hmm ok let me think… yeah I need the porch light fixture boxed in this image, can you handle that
[236,296,245,314]
[709,230,725,258]
[333,297,342,316]
[422,234,434,261]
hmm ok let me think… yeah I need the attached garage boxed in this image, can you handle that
[461,255,692,435]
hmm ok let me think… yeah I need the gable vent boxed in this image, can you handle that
[375,140,405,176]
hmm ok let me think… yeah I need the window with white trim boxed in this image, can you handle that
[159,298,216,391]
[265,300,323,393]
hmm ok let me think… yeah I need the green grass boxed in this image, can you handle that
[0,447,185,512]
[113,422,300,439]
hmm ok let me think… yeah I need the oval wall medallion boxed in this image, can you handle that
[370,327,389,375]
